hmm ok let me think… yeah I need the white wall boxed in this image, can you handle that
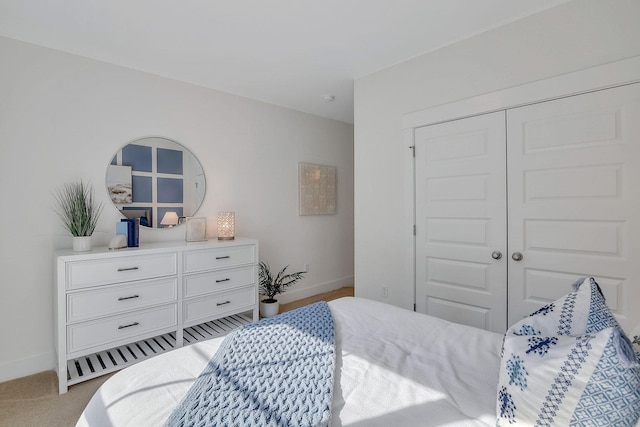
[0,37,354,382]
[354,0,640,308]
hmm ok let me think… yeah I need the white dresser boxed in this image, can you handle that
[55,238,258,393]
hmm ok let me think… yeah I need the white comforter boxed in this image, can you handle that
[78,297,502,426]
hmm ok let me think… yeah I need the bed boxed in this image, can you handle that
[77,278,640,426]
[78,296,502,426]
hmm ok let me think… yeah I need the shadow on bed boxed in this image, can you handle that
[78,286,640,426]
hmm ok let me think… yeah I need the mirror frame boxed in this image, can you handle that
[106,136,206,229]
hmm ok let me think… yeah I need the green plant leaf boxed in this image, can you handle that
[259,261,305,300]
[53,181,103,237]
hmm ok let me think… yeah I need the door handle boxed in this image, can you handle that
[512,252,523,261]
[491,251,502,260]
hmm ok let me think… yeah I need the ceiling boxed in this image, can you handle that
[0,0,569,123]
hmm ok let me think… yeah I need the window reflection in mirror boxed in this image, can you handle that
[106,137,205,228]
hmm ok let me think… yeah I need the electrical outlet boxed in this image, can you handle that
[382,286,388,298]
[304,263,309,272]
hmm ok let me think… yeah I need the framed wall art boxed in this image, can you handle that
[298,162,337,215]
[185,217,207,242]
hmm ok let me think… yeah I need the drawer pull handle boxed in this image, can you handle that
[215,256,230,260]
[216,278,230,283]
[118,295,140,301]
[118,322,139,330]
[117,267,139,272]
[216,300,231,306]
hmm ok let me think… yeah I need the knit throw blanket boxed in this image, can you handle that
[167,301,336,427]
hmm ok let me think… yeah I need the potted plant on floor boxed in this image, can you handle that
[53,181,103,252]
[259,261,305,318]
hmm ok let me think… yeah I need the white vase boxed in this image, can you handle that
[259,300,280,318]
[73,236,92,252]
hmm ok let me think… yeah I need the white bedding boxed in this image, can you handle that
[77,297,503,426]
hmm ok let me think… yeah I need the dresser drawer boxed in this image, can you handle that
[183,245,255,273]
[66,253,177,290]
[67,278,177,323]
[67,304,177,354]
[183,266,255,298]
[183,286,256,325]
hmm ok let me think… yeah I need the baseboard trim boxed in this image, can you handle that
[0,351,55,383]
[274,276,354,305]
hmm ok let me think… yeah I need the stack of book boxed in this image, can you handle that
[116,218,139,247]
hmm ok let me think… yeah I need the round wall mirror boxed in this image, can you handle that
[106,136,206,229]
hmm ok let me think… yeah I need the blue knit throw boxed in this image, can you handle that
[167,301,335,427]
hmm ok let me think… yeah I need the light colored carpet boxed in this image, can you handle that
[0,287,354,427]
[0,371,113,427]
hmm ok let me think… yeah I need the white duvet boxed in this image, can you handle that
[78,297,502,426]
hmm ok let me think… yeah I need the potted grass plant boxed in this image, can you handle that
[53,181,103,252]
[259,261,305,318]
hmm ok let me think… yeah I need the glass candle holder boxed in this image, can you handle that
[217,212,235,240]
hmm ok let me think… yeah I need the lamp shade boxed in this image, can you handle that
[160,211,179,227]
[217,212,235,240]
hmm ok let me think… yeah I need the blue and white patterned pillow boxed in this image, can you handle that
[631,323,640,359]
[522,277,620,336]
[496,277,640,426]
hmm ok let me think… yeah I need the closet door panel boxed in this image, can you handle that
[415,111,507,333]
[507,83,640,331]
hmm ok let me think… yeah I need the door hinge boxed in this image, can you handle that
[413,303,416,312]
[409,145,415,157]
[413,224,416,236]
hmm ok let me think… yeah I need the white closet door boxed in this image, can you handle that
[507,83,640,331]
[415,111,507,333]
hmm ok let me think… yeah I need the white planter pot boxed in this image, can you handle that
[259,300,280,318]
[73,236,92,252]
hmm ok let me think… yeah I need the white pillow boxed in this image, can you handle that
[631,323,640,357]
[496,277,640,426]
[518,277,619,336]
